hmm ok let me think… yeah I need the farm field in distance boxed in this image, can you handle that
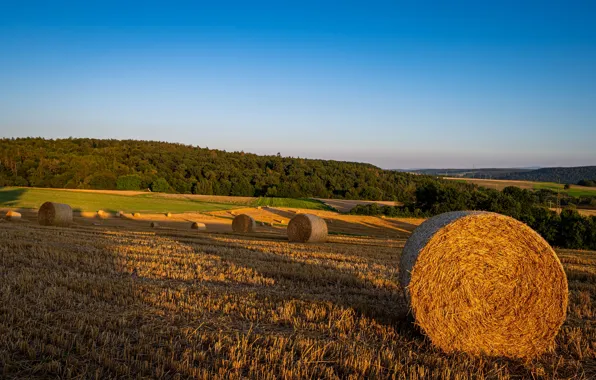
[0,187,398,214]
[0,212,594,378]
[0,187,333,214]
[445,177,596,197]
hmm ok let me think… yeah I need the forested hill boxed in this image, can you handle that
[500,166,596,184]
[0,138,461,201]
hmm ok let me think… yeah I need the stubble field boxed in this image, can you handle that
[0,214,594,379]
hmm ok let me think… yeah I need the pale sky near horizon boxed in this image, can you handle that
[1,1,595,169]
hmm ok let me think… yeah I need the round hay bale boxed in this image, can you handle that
[133,213,141,218]
[399,211,568,359]
[287,214,328,243]
[150,222,158,228]
[38,202,73,227]
[232,214,256,233]
[166,212,172,218]
[5,210,21,221]
[191,222,206,230]
[96,210,109,219]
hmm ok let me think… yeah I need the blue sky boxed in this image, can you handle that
[1,1,595,168]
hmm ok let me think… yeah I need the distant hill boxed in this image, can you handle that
[405,168,534,178]
[406,166,596,184]
[500,166,596,184]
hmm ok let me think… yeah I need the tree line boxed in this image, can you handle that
[351,183,596,250]
[0,137,474,201]
[501,165,596,184]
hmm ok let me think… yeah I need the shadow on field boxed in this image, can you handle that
[262,207,297,220]
[0,187,27,206]
[159,230,418,336]
[383,218,419,233]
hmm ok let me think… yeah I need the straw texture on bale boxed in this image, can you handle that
[38,202,73,227]
[232,214,256,233]
[399,211,568,359]
[191,222,206,230]
[5,210,21,221]
[287,214,328,243]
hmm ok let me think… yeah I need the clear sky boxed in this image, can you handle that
[1,1,595,169]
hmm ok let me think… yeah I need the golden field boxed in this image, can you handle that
[0,210,594,379]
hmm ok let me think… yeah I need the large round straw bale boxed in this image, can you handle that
[287,214,328,243]
[191,222,206,230]
[166,212,172,218]
[399,211,568,359]
[38,202,73,227]
[133,213,141,218]
[232,214,256,233]
[5,210,21,221]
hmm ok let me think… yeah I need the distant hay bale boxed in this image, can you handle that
[191,222,206,230]
[5,210,21,221]
[166,212,172,218]
[96,210,109,219]
[399,211,568,359]
[133,213,141,218]
[232,214,256,233]
[287,214,328,243]
[150,222,158,228]
[38,202,73,227]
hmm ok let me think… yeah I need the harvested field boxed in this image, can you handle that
[444,177,538,190]
[0,219,594,379]
[209,207,423,238]
[446,177,596,196]
[550,208,596,217]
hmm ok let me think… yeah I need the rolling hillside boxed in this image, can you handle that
[0,138,458,202]
[500,166,596,184]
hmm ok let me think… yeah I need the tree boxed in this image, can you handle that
[86,171,116,190]
[117,174,142,190]
[558,209,586,249]
[150,177,171,193]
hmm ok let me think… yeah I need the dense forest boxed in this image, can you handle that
[0,137,472,201]
[500,166,596,184]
